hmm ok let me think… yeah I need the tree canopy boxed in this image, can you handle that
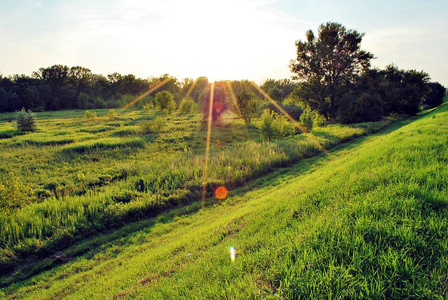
[290,22,374,115]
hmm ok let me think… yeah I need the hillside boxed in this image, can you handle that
[1,103,448,298]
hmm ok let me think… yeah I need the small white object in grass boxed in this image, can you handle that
[186,253,191,258]
[230,246,235,262]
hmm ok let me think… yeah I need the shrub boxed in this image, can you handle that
[0,172,34,213]
[106,109,117,120]
[313,112,327,128]
[94,96,106,108]
[143,103,154,113]
[84,110,97,119]
[273,114,296,136]
[260,109,296,139]
[155,91,176,114]
[337,93,383,124]
[424,82,446,108]
[260,109,276,140]
[16,108,37,132]
[300,106,314,131]
[77,92,91,109]
[140,116,166,134]
[179,97,198,114]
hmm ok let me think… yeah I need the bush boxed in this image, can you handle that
[424,82,446,108]
[140,116,166,134]
[0,172,34,213]
[260,109,276,140]
[337,93,383,124]
[273,114,296,136]
[94,96,106,109]
[300,106,314,131]
[16,108,37,132]
[84,110,97,119]
[143,103,154,113]
[77,92,91,109]
[106,109,117,120]
[155,91,176,114]
[178,97,198,114]
[260,109,296,140]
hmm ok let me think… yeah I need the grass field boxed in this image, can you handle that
[0,103,446,298]
[0,107,395,275]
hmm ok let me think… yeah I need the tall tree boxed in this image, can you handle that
[290,22,374,116]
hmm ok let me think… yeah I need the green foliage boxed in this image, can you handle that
[313,111,327,128]
[140,116,166,134]
[16,108,37,132]
[0,107,393,280]
[77,92,91,109]
[106,109,117,120]
[0,172,34,213]
[84,110,97,119]
[337,93,383,124]
[290,22,374,114]
[300,106,314,131]
[143,102,154,113]
[261,109,296,139]
[178,97,198,114]
[155,91,176,114]
[235,90,260,124]
[260,109,276,140]
[1,104,447,299]
[94,96,106,109]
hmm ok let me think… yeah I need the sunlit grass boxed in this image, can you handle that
[0,103,446,298]
[0,107,394,281]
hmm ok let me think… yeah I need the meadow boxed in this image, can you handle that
[0,101,446,298]
[0,107,393,279]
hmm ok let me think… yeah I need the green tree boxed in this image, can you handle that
[77,92,91,109]
[155,91,176,114]
[290,22,374,117]
[235,90,260,124]
[178,96,198,114]
[424,82,446,108]
[16,108,37,131]
[300,106,314,131]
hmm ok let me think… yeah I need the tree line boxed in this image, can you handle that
[1,23,446,126]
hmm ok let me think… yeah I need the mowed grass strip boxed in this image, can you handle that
[1,104,446,298]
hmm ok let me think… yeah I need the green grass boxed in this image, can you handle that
[0,103,446,298]
[0,107,396,272]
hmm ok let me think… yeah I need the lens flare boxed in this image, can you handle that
[251,82,332,157]
[230,246,236,262]
[201,82,215,207]
[215,186,228,200]
[120,78,171,111]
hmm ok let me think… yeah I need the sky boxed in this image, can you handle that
[0,0,447,86]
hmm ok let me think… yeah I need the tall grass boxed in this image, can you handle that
[0,109,393,274]
[1,104,446,299]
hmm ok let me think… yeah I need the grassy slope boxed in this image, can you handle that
[0,108,391,268]
[1,104,448,298]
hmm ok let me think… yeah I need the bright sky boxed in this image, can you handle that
[1,0,447,86]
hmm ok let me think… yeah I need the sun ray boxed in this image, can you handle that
[119,77,171,111]
[251,82,332,157]
[184,78,198,100]
[225,80,252,141]
[201,81,215,207]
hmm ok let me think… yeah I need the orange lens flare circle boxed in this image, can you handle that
[215,186,228,200]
